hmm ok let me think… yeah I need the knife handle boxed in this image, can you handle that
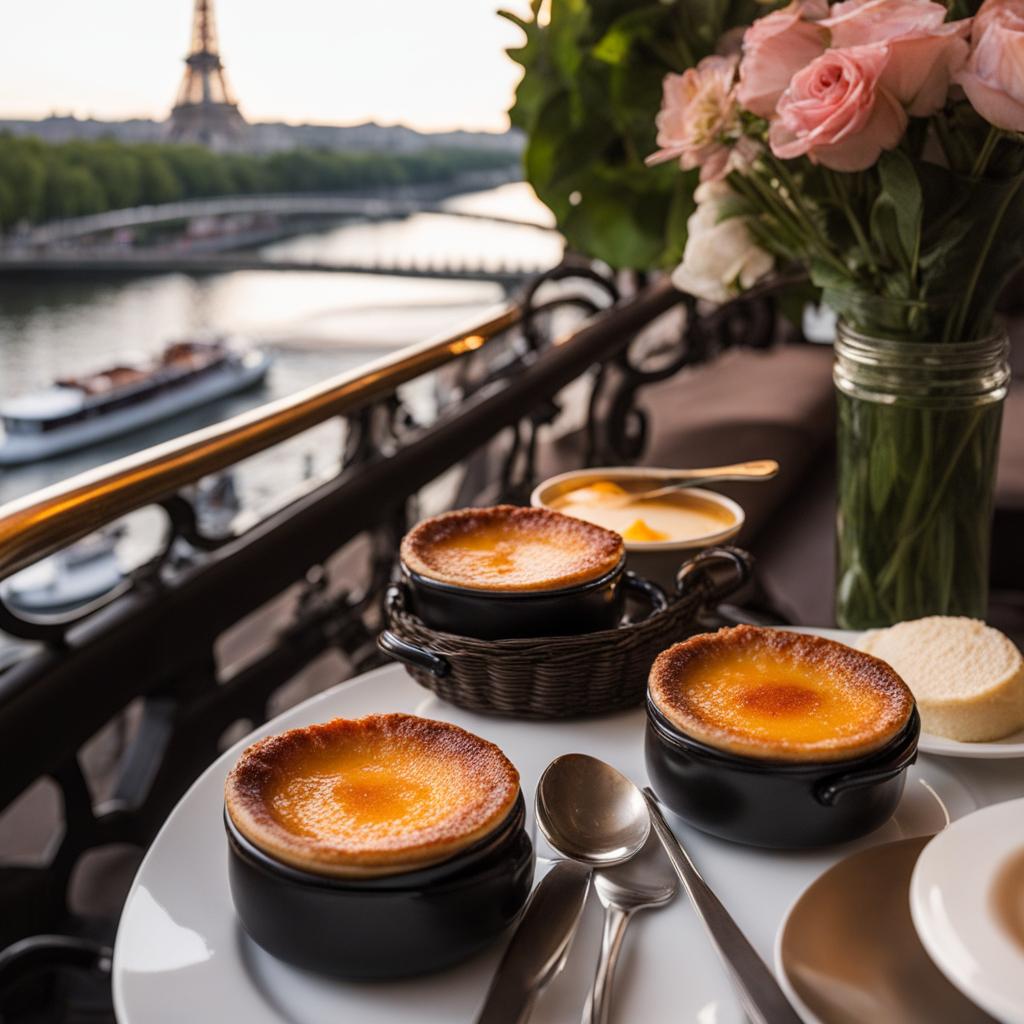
[642,789,803,1024]
[475,859,592,1024]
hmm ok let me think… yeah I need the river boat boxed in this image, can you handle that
[1,527,124,615]
[0,338,271,465]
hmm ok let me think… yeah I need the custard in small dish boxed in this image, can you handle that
[396,505,658,639]
[224,713,534,977]
[645,626,919,848]
[530,468,744,591]
[400,504,623,593]
[649,625,913,763]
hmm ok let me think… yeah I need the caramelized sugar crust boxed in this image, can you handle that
[225,714,520,878]
[649,626,914,762]
[400,505,624,592]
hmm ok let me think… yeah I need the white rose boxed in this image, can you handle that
[671,180,773,304]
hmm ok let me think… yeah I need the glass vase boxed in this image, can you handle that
[834,323,1010,630]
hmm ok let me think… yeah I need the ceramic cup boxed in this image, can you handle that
[644,700,920,849]
[530,468,744,592]
[225,791,534,978]
[393,554,666,641]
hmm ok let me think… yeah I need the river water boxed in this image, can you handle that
[0,183,561,513]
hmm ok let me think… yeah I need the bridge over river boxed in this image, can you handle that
[0,250,546,287]
[14,192,555,247]
[0,190,559,285]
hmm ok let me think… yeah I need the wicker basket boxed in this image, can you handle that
[378,546,752,718]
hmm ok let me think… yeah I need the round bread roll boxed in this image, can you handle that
[859,616,1024,742]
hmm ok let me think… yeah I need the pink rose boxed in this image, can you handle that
[646,55,741,182]
[973,0,1024,33]
[769,45,907,170]
[822,0,971,116]
[823,0,948,46]
[737,0,830,119]
[957,0,1024,131]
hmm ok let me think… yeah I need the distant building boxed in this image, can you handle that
[0,0,524,158]
[0,115,524,157]
[166,0,247,150]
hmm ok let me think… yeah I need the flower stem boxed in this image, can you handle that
[732,172,811,254]
[827,172,879,278]
[971,127,1001,179]
[950,170,1024,340]
[748,159,853,280]
[933,113,962,173]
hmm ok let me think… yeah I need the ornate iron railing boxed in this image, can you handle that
[0,267,781,1021]
[0,303,521,584]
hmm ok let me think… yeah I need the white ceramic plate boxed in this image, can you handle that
[798,628,1024,760]
[910,798,1024,1023]
[529,467,745,553]
[914,727,1024,760]
[113,663,997,1024]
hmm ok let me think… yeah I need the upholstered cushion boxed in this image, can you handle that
[637,344,835,544]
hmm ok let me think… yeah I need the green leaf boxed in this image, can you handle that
[503,0,799,271]
[591,5,666,65]
[869,150,922,276]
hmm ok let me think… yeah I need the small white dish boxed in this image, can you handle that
[910,798,1024,1024]
[530,467,744,552]
[797,629,1024,761]
[531,467,743,591]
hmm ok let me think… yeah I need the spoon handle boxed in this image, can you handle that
[642,790,803,1024]
[605,460,779,507]
[582,904,635,1024]
[618,473,770,504]
[475,860,591,1024]
[641,459,779,482]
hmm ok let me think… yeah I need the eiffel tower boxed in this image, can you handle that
[167,0,247,148]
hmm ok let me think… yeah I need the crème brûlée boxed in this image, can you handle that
[224,713,520,878]
[400,505,623,592]
[649,626,915,762]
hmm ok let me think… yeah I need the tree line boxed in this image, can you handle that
[0,136,519,229]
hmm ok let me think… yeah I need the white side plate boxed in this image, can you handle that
[910,798,1024,1023]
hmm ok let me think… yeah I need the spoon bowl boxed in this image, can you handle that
[536,753,650,867]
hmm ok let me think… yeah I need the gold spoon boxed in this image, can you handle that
[592,460,779,509]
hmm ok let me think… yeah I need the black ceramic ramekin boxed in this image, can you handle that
[396,555,666,640]
[225,791,534,978]
[645,699,920,849]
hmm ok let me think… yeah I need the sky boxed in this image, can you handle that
[0,0,531,133]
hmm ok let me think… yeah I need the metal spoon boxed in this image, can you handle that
[535,753,651,867]
[598,459,779,509]
[540,762,800,1023]
[475,755,650,1024]
[581,829,678,1024]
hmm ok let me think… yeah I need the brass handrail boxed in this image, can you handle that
[0,302,522,581]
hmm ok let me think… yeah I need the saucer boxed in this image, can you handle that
[776,835,996,1023]
[910,798,1024,1024]
[915,728,1024,761]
